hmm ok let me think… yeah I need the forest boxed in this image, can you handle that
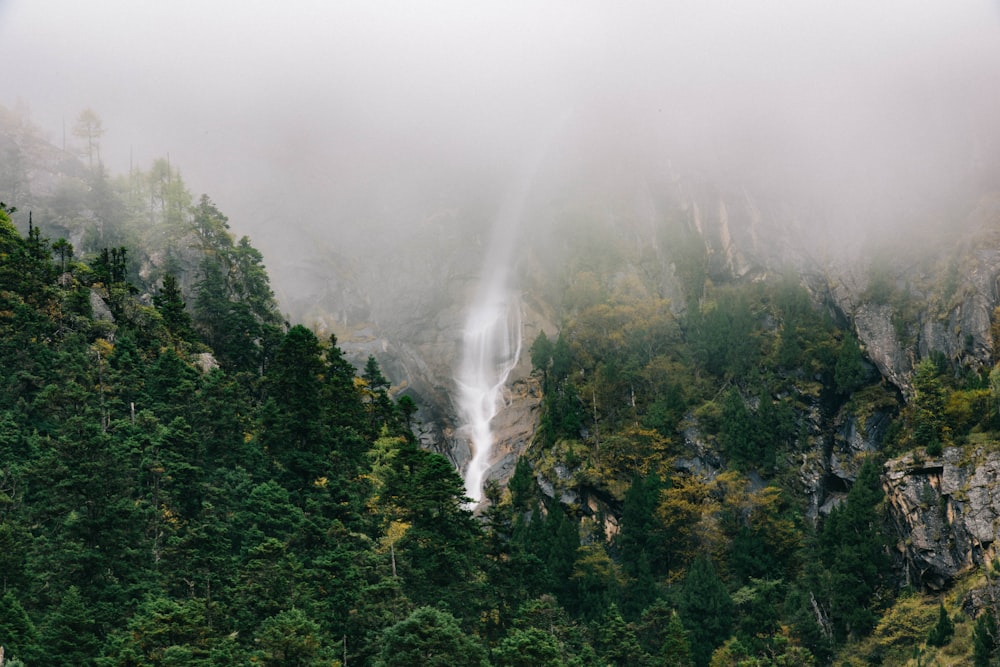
[3,110,1000,667]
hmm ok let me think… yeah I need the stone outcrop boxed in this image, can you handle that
[823,196,1000,395]
[883,447,1000,590]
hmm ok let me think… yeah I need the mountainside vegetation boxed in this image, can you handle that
[4,106,1000,666]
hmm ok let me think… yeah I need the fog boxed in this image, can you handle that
[3,1,1000,300]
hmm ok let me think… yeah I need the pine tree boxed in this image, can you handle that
[834,334,867,395]
[493,626,564,667]
[661,609,694,667]
[259,325,326,483]
[974,608,998,667]
[374,606,488,667]
[0,591,40,665]
[677,555,734,667]
[594,603,647,666]
[153,273,194,341]
[816,458,890,642]
[913,358,948,455]
[254,608,333,667]
[38,586,100,666]
[926,602,954,647]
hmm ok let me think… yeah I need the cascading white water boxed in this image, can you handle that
[456,161,536,503]
[456,289,522,503]
[456,176,530,502]
[456,114,569,503]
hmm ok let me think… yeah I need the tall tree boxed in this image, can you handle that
[374,606,488,667]
[153,273,194,342]
[816,458,890,642]
[677,555,734,667]
[259,325,326,484]
[73,108,104,169]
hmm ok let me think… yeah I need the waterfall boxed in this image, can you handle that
[456,156,539,503]
[456,114,569,503]
[456,288,522,503]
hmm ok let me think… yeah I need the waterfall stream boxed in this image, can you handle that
[456,176,530,503]
[456,290,522,503]
[455,159,537,503]
[455,116,568,503]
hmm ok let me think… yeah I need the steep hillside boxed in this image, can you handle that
[9,103,1000,665]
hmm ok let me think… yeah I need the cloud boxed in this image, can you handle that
[2,0,999,264]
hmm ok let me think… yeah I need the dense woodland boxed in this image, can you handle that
[3,110,1000,666]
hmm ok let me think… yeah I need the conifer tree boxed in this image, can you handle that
[493,626,564,667]
[259,325,326,483]
[974,608,998,667]
[374,606,488,667]
[677,555,734,667]
[38,586,100,666]
[834,333,867,395]
[153,273,194,341]
[661,609,694,667]
[816,458,890,642]
[926,602,954,647]
[913,358,947,455]
[0,591,40,665]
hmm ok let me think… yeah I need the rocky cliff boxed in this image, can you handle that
[884,447,1000,591]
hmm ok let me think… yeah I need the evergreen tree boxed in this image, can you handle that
[153,273,194,341]
[38,586,100,666]
[816,458,890,642]
[661,609,694,667]
[531,330,554,390]
[494,626,565,667]
[254,608,333,667]
[322,334,365,431]
[361,354,397,434]
[259,325,326,484]
[593,603,647,666]
[617,473,665,615]
[926,602,954,647]
[379,444,486,619]
[677,555,734,667]
[913,357,948,455]
[374,606,488,667]
[974,608,998,667]
[834,333,867,395]
[0,591,40,665]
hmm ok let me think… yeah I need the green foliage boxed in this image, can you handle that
[678,555,734,667]
[913,357,948,454]
[374,606,488,667]
[531,330,554,385]
[926,602,955,647]
[815,459,892,643]
[593,603,647,666]
[661,608,694,667]
[39,585,101,666]
[191,197,283,374]
[835,334,868,395]
[254,608,333,667]
[153,273,194,341]
[5,129,993,667]
[0,591,40,665]
[494,626,566,667]
[974,608,998,667]
[688,287,759,380]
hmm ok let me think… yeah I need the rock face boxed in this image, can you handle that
[883,448,1000,590]
[479,376,543,487]
[823,196,1000,395]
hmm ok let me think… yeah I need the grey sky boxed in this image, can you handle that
[2,1,1000,268]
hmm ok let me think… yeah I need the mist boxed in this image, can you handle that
[3,0,1000,303]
